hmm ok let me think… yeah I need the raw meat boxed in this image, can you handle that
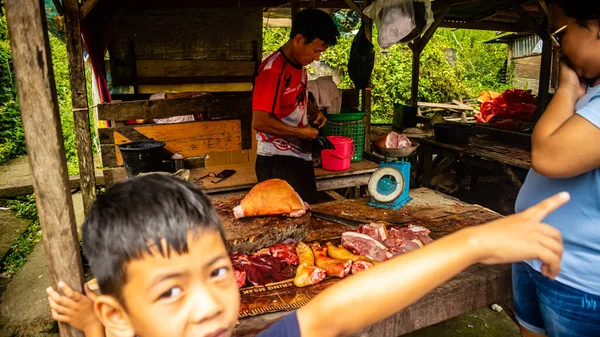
[233,179,309,219]
[341,232,391,262]
[231,252,295,286]
[374,131,412,149]
[351,260,374,274]
[294,264,327,288]
[356,223,389,242]
[311,242,352,278]
[325,242,378,265]
[253,248,271,257]
[270,240,299,266]
[234,269,247,288]
[408,224,434,245]
[294,242,326,287]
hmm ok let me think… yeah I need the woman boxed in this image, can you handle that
[513,1,600,336]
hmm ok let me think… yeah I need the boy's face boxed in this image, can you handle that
[96,229,240,337]
[293,35,329,66]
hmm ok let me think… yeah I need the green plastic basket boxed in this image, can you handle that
[323,112,366,162]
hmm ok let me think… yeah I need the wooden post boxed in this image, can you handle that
[362,0,373,153]
[4,1,85,337]
[291,0,300,24]
[63,0,97,214]
[410,45,422,107]
[537,19,553,117]
[410,6,450,107]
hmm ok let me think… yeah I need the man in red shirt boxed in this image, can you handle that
[252,9,340,204]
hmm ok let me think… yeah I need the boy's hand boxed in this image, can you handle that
[466,192,570,279]
[47,281,102,333]
[558,61,586,102]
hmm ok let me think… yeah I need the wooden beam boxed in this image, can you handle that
[81,0,101,18]
[64,0,97,215]
[97,92,252,121]
[136,60,257,78]
[440,20,531,32]
[410,46,422,107]
[342,0,362,16]
[0,173,105,198]
[4,0,84,336]
[537,17,553,118]
[417,5,451,50]
[510,0,549,39]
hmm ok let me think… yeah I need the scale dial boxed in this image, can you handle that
[368,166,405,203]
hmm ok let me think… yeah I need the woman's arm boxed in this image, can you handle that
[532,62,600,177]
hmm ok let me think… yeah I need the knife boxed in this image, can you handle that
[310,211,364,228]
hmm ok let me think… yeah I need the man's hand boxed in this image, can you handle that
[466,192,570,279]
[301,125,319,140]
[311,110,328,129]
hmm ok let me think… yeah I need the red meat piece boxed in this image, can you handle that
[230,252,295,286]
[269,241,299,266]
[234,269,247,288]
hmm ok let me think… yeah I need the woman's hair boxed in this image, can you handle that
[547,0,600,23]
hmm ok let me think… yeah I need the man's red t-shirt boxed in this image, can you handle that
[252,49,311,160]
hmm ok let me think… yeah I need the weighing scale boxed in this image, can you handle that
[368,143,418,210]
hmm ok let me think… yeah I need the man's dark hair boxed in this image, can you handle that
[290,9,340,47]
[82,174,224,305]
[547,0,600,23]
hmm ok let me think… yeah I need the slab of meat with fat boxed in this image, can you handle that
[269,240,299,266]
[341,232,391,262]
[311,242,352,278]
[356,223,389,242]
[233,179,310,219]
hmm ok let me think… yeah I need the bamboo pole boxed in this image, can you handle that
[362,0,372,153]
[63,0,97,214]
[4,0,85,336]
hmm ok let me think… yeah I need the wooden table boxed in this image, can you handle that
[416,136,531,189]
[191,160,380,196]
[233,188,514,337]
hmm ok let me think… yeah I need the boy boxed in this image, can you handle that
[48,174,567,337]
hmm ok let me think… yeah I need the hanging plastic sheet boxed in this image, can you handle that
[364,0,433,48]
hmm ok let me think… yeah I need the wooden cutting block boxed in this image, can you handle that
[212,195,310,254]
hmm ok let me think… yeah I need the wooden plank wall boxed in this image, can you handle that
[99,8,262,169]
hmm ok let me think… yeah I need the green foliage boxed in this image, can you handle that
[262,26,513,123]
[0,16,26,163]
[0,195,42,278]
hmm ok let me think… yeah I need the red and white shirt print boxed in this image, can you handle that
[252,50,311,161]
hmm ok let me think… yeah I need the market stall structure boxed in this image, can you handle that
[3,0,553,336]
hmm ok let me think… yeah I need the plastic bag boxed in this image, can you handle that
[348,22,375,90]
[364,0,433,48]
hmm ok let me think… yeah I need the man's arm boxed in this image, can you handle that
[532,62,600,178]
[253,110,318,140]
[297,192,569,337]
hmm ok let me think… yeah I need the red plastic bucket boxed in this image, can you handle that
[322,136,354,171]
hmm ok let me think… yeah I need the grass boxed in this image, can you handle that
[0,195,41,278]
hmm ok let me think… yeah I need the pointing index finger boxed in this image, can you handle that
[524,192,570,222]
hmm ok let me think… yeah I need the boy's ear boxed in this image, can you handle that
[94,295,136,337]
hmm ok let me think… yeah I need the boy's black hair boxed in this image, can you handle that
[290,9,340,47]
[547,0,600,23]
[82,174,224,305]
